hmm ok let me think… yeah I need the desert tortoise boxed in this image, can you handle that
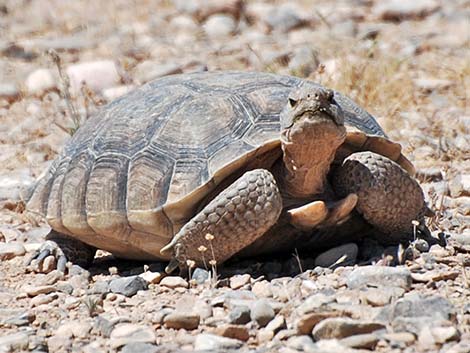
[26,71,427,272]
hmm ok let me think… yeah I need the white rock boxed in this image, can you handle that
[203,14,236,38]
[194,333,243,351]
[102,85,134,102]
[159,276,188,289]
[139,271,163,284]
[66,60,120,94]
[0,242,26,260]
[110,323,156,348]
[25,68,57,96]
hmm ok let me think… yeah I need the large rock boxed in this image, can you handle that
[250,299,275,327]
[163,312,200,330]
[66,60,120,94]
[314,243,358,269]
[109,276,147,297]
[312,318,385,340]
[0,242,26,260]
[25,68,57,96]
[376,294,456,324]
[346,266,412,290]
[109,324,156,348]
[0,332,29,351]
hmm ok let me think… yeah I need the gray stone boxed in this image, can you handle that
[0,332,29,351]
[346,266,412,290]
[0,308,35,326]
[109,276,147,297]
[339,333,380,349]
[286,335,317,352]
[250,299,275,327]
[151,308,173,325]
[312,318,385,340]
[314,243,358,269]
[413,239,430,252]
[121,342,159,353]
[194,333,243,351]
[89,280,110,295]
[109,323,156,348]
[191,267,210,285]
[0,242,26,260]
[297,292,336,315]
[229,305,251,324]
[68,265,91,278]
[93,316,115,337]
[376,294,456,325]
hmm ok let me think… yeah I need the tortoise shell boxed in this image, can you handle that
[27,71,413,260]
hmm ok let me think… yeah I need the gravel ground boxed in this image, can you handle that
[0,0,469,352]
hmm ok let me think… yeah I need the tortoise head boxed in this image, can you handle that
[281,86,346,143]
[279,85,347,197]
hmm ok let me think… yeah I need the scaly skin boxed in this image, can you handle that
[333,151,427,242]
[161,169,283,270]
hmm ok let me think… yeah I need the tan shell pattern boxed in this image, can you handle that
[27,71,410,260]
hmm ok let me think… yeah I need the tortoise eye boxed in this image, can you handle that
[288,98,297,107]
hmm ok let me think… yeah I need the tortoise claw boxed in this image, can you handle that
[165,257,180,274]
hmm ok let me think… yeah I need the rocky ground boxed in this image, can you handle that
[0,0,469,352]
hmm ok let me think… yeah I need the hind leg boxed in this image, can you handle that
[332,151,428,243]
[27,230,96,273]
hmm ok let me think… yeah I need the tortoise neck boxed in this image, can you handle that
[279,125,346,198]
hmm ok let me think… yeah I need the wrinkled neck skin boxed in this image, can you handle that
[279,122,346,199]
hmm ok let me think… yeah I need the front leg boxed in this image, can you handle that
[160,169,283,273]
[332,151,428,242]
